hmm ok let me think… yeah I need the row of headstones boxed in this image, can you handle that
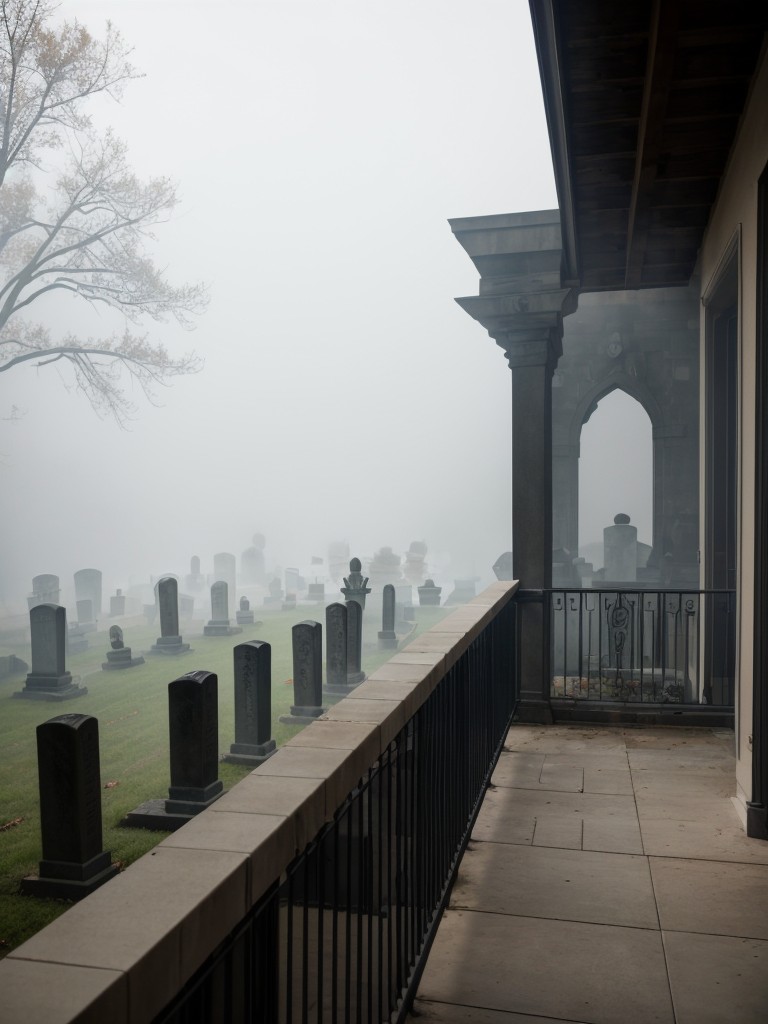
[22,613,368,900]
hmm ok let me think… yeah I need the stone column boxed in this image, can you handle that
[450,210,578,724]
[552,442,580,556]
[498,328,562,722]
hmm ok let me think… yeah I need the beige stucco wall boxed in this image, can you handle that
[699,47,768,816]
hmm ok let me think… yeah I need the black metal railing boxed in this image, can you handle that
[154,597,517,1024]
[550,589,735,706]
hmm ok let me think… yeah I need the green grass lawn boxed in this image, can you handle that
[0,602,450,956]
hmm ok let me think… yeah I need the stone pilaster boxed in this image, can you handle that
[450,210,578,722]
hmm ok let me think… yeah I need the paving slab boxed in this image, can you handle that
[639,817,768,864]
[650,858,768,939]
[504,725,628,753]
[413,1003,583,1023]
[418,909,674,1024]
[664,930,768,1024]
[451,842,658,929]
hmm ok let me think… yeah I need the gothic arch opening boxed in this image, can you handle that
[578,388,653,574]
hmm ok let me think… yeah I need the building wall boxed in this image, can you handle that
[699,48,768,819]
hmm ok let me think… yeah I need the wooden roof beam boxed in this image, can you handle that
[625,0,680,289]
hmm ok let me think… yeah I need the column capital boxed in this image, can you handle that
[491,327,562,371]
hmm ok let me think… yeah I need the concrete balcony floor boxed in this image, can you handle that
[413,724,768,1024]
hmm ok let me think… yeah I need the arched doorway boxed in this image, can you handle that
[578,389,653,575]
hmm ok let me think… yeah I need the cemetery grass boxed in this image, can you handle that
[0,604,451,956]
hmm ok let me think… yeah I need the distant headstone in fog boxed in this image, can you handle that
[236,595,256,626]
[15,605,87,701]
[102,624,144,671]
[418,579,442,606]
[74,568,102,619]
[109,589,126,616]
[241,533,266,585]
[147,577,191,656]
[203,581,242,637]
[378,584,398,650]
[604,513,638,582]
[28,574,60,610]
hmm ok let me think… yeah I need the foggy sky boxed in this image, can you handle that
[0,1,650,609]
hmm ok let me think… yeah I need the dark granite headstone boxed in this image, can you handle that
[279,620,325,724]
[324,602,349,695]
[22,714,118,899]
[121,671,223,830]
[346,599,365,686]
[148,577,190,655]
[223,641,276,765]
[203,581,242,637]
[378,584,398,650]
[15,605,86,701]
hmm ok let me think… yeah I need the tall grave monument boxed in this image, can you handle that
[203,581,242,637]
[147,577,191,656]
[279,621,326,725]
[15,605,87,701]
[223,641,276,765]
[22,714,118,899]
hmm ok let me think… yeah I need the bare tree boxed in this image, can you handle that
[0,0,205,423]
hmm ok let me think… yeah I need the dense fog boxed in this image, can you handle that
[0,1,652,611]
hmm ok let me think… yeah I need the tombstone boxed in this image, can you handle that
[236,595,255,625]
[74,568,102,619]
[340,557,371,610]
[346,599,365,685]
[403,541,428,585]
[324,603,351,695]
[0,654,28,679]
[284,567,301,596]
[327,540,350,582]
[28,574,60,610]
[492,551,514,581]
[279,621,326,725]
[147,577,191,655]
[445,578,479,605]
[418,579,442,606]
[264,577,284,606]
[122,671,223,830]
[75,598,97,633]
[395,584,414,629]
[241,533,266,585]
[203,581,243,636]
[185,554,205,593]
[109,589,126,616]
[282,593,297,611]
[368,546,403,588]
[213,552,237,605]
[15,605,87,701]
[378,584,398,650]
[21,714,118,899]
[67,609,90,654]
[604,513,638,583]
[307,582,325,604]
[102,625,145,670]
[223,641,276,765]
